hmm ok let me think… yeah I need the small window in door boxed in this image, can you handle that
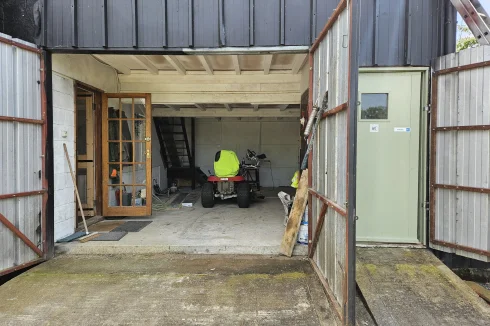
[361,93,388,119]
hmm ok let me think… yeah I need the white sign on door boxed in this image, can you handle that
[394,127,411,132]
[370,124,379,133]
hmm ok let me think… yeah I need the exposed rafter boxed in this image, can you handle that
[224,104,232,111]
[166,104,180,111]
[291,54,308,74]
[130,55,158,75]
[195,104,206,111]
[164,55,186,75]
[253,104,259,111]
[263,55,273,75]
[197,55,214,75]
[232,55,241,75]
[93,54,131,74]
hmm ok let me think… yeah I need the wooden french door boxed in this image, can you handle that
[102,94,152,216]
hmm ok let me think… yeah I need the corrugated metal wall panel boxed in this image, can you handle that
[253,0,281,46]
[167,0,191,48]
[432,45,490,261]
[0,33,44,274]
[43,0,455,64]
[223,0,250,47]
[137,0,167,48]
[284,0,311,46]
[77,0,105,48]
[193,0,219,48]
[107,0,134,48]
[311,6,349,312]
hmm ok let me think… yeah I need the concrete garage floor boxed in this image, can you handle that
[60,195,307,256]
[0,254,339,326]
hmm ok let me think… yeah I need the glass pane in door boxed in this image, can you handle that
[106,97,148,210]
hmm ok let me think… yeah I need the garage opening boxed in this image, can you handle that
[56,52,310,255]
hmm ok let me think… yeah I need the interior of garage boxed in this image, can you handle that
[57,52,310,254]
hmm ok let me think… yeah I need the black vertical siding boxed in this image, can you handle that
[43,0,457,67]
[223,0,250,47]
[137,0,166,48]
[284,0,311,45]
[77,0,104,48]
[167,0,190,48]
[254,0,281,46]
[193,0,219,48]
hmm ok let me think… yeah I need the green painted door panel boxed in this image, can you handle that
[356,72,421,243]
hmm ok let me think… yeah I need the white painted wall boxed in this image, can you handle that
[52,73,76,240]
[52,55,118,241]
[195,118,300,187]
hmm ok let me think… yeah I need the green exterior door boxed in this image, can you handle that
[356,72,421,243]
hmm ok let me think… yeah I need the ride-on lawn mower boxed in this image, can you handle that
[201,149,266,208]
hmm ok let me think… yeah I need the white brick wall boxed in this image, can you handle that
[52,73,76,241]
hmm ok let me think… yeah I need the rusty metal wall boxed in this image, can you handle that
[431,46,490,262]
[0,32,45,274]
[310,3,350,318]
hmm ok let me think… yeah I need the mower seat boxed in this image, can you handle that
[214,150,240,177]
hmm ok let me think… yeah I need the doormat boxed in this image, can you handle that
[111,221,152,233]
[90,231,127,241]
[170,192,189,208]
[88,221,125,232]
[56,231,86,243]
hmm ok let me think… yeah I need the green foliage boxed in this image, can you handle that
[361,106,388,120]
[457,25,478,52]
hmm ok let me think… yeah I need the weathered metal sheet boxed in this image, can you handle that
[431,45,490,262]
[309,2,354,323]
[0,33,45,275]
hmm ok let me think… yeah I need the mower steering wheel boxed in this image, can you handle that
[247,149,256,157]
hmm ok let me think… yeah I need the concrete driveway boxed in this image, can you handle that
[0,254,338,325]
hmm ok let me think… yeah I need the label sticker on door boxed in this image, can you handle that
[370,124,379,132]
[394,127,411,132]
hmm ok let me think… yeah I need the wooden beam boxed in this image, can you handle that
[164,55,186,75]
[153,108,301,118]
[92,55,131,74]
[280,104,289,111]
[195,104,206,111]
[224,103,232,111]
[280,170,309,257]
[130,55,158,75]
[232,55,241,75]
[291,54,308,74]
[253,104,259,111]
[148,93,300,105]
[263,54,273,75]
[166,105,180,111]
[198,55,213,75]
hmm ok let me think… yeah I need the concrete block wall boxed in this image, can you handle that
[52,73,76,241]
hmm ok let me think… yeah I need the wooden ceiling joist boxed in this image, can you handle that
[198,55,214,75]
[164,55,186,75]
[291,54,308,74]
[263,55,273,75]
[130,55,158,75]
[232,55,241,75]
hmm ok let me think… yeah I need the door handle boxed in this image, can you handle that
[146,150,151,158]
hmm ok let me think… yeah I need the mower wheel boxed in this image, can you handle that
[237,182,251,208]
[201,182,215,208]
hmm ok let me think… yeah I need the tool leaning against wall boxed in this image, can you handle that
[280,92,328,257]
